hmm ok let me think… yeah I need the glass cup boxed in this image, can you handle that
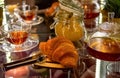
[15,4,38,24]
[6,4,18,15]
[0,21,32,52]
[5,4,18,18]
[86,12,120,61]
[81,0,100,32]
[106,62,120,78]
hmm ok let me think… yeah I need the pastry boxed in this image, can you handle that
[39,36,79,68]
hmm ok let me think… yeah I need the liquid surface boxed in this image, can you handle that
[20,11,35,23]
[6,31,28,45]
[87,37,120,61]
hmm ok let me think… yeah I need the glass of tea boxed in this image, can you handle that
[86,12,120,61]
[0,21,32,52]
[5,4,18,19]
[15,4,38,24]
[81,0,100,32]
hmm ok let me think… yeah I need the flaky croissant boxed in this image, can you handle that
[39,36,79,68]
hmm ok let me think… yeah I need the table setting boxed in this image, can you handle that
[0,0,120,78]
[0,0,96,78]
[1,2,97,78]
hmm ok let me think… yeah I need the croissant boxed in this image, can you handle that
[39,36,79,68]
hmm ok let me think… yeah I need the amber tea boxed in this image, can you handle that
[6,31,28,45]
[87,37,120,61]
[20,11,35,23]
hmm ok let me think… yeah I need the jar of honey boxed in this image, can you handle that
[52,0,86,41]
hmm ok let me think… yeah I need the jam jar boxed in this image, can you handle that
[52,0,86,41]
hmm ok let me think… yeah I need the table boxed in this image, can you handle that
[0,12,97,78]
[0,13,74,78]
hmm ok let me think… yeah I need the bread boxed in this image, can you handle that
[39,36,79,68]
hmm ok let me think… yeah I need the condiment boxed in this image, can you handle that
[52,0,86,41]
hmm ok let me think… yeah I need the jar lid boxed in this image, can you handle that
[58,0,84,15]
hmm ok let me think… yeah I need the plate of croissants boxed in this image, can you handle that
[34,36,79,69]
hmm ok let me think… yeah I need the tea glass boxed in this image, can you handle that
[81,0,100,32]
[5,4,18,19]
[86,12,120,61]
[0,21,32,52]
[15,4,38,24]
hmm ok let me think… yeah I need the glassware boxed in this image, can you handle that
[86,12,120,61]
[15,4,38,24]
[0,21,32,52]
[51,0,86,42]
[6,4,18,16]
[50,0,88,77]
[106,62,120,78]
[81,0,100,32]
[14,4,40,50]
[5,4,18,21]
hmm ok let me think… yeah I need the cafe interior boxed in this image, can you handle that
[0,0,120,78]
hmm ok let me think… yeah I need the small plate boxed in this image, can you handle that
[30,52,66,69]
[32,16,44,26]
[34,62,66,69]
[33,57,71,69]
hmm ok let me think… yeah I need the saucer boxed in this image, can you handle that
[14,16,44,26]
[33,57,72,69]
[0,37,39,52]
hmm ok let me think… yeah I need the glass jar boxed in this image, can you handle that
[52,0,86,41]
[81,0,100,32]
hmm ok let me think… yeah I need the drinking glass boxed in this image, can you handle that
[5,4,18,21]
[81,0,100,32]
[106,62,120,78]
[15,4,38,24]
[0,21,32,52]
[86,12,120,61]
